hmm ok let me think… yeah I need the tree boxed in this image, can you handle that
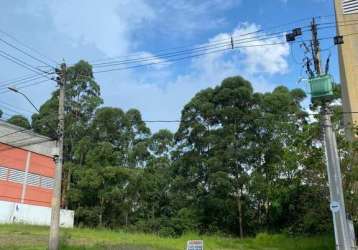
[7,115,31,129]
[83,107,151,168]
[32,60,103,208]
[29,67,351,238]
[32,60,103,161]
[173,76,262,237]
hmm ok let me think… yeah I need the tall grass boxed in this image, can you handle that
[0,224,334,250]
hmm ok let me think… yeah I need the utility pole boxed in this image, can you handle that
[310,18,352,250]
[49,63,66,250]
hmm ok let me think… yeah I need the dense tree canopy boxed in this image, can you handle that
[7,115,31,129]
[30,65,357,237]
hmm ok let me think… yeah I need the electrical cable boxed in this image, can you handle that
[289,42,303,65]
[0,104,30,116]
[91,26,315,68]
[0,74,46,89]
[0,79,53,95]
[93,41,290,74]
[0,73,38,86]
[318,21,358,32]
[90,19,358,69]
[0,101,33,115]
[89,15,321,64]
[0,76,48,93]
[0,37,55,68]
[0,50,54,80]
[0,28,58,65]
[91,30,300,68]
[93,34,356,74]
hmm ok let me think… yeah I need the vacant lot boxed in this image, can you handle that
[0,224,334,250]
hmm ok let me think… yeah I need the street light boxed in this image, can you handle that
[8,86,58,139]
[8,87,40,113]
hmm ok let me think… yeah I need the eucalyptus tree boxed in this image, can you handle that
[173,76,262,237]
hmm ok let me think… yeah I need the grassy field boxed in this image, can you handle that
[0,224,334,250]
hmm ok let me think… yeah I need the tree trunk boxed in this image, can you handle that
[99,196,104,227]
[61,166,71,209]
[237,187,244,239]
[99,212,102,227]
[258,201,261,225]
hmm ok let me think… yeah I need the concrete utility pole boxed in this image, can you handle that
[310,18,352,250]
[49,63,66,250]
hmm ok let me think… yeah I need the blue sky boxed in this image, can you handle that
[0,0,339,132]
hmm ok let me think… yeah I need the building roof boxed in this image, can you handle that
[0,120,57,157]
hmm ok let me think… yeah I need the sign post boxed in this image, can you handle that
[187,240,203,250]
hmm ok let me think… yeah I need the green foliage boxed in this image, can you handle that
[0,224,335,250]
[30,66,357,239]
[6,115,31,129]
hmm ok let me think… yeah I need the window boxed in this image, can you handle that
[0,166,7,180]
[27,173,41,186]
[0,166,54,189]
[343,0,358,15]
[41,176,54,189]
[8,169,25,184]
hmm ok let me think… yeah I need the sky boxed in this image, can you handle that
[0,0,340,133]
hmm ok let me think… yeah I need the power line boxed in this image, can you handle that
[0,28,58,65]
[318,21,358,32]
[91,30,300,68]
[87,16,350,67]
[93,34,356,74]
[93,41,288,74]
[89,15,321,64]
[0,75,48,92]
[0,17,355,98]
[0,37,55,68]
[89,19,358,70]
[0,78,52,95]
[0,104,31,116]
[0,73,38,86]
[0,50,54,79]
[92,33,301,69]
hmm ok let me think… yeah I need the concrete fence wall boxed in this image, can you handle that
[0,200,74,228]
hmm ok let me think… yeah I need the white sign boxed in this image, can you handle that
[330,201,341,213]
[187,240,203,250]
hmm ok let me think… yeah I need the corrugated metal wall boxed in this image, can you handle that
[0,142,55,207]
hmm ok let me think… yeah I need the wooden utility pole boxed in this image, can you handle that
[49,63,66,250]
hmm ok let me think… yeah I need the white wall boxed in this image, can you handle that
[0,200,74,228]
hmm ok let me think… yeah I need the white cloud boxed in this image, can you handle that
[45,0,241,57]
[101,23,290,132]
[3,1,290,133]
[47,0,155,56]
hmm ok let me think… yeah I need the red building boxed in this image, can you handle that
[0,120,56,207]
